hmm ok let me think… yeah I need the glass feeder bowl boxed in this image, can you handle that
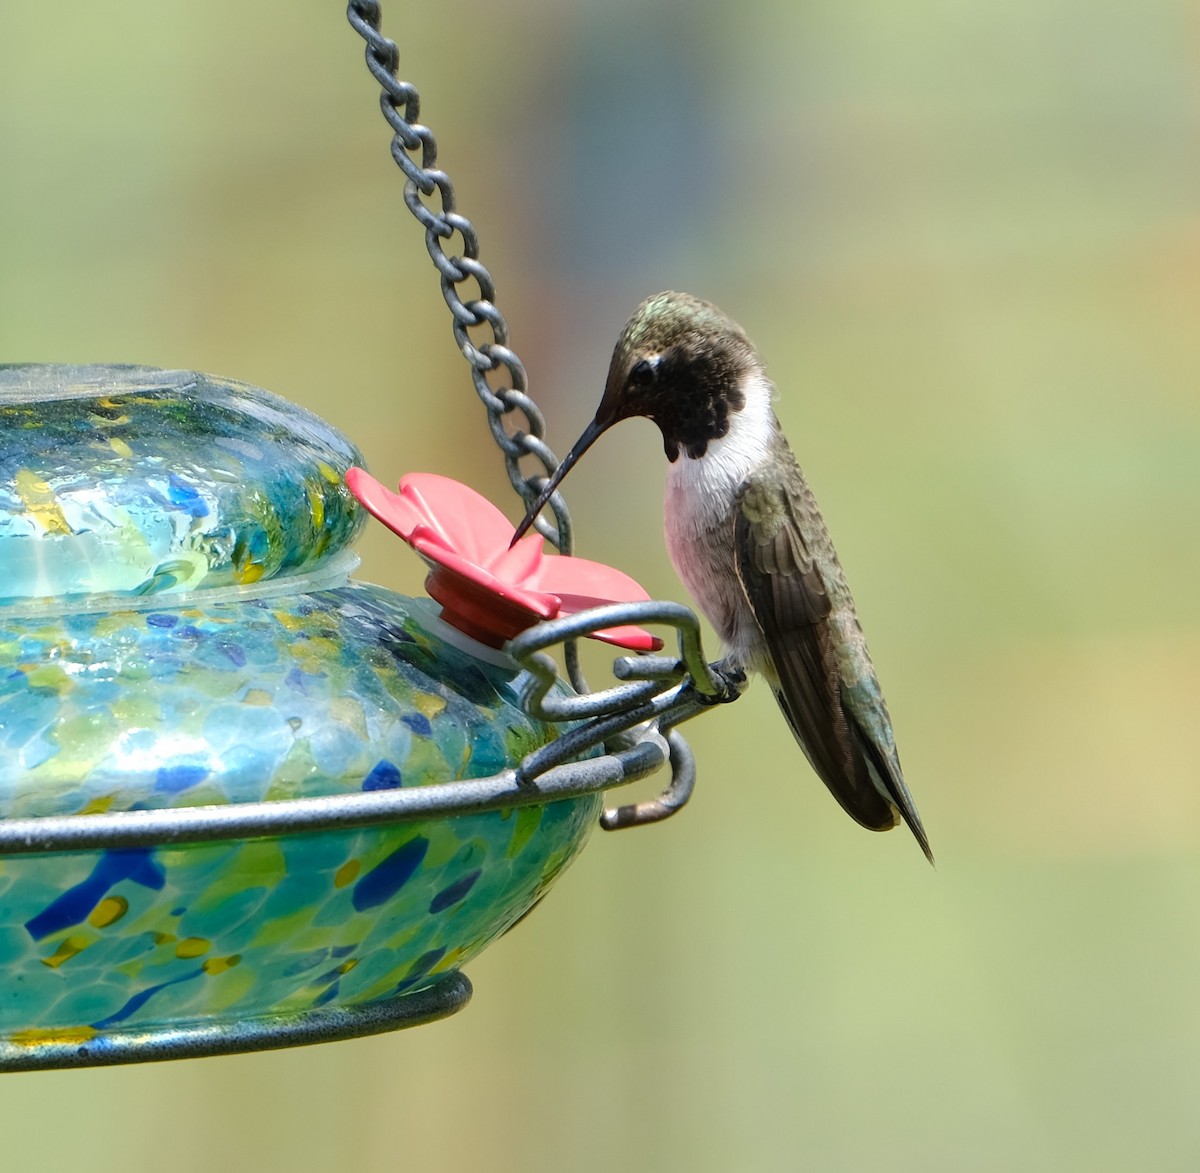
[0,364,601,1068]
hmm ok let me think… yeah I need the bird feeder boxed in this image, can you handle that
[0,5,727,1072]
[0,364,708,1070]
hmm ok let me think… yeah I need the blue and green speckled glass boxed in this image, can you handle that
[0,365,599,1052]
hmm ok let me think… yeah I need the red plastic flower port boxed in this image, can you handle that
[345,469,664,652]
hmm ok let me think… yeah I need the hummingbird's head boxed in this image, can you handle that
[511,291,762,545]
[597,291,759,462]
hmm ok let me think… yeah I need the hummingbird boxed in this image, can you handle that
[511,291,931,862]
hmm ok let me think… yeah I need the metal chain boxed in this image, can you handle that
[345,0,572,557]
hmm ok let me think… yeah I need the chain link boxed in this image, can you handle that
[346,0,573,555]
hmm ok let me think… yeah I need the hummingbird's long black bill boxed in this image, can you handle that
[510,417,608,547]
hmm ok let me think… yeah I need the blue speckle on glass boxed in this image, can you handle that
[155,763,209,795]
[429,869,482,914]
[215,639,247,668]
[25,849,167,941]
[352,837,431,911]
[92,968,206,1029]
[401,712,433,736]
[396,947,447,991]
[362,760,403,792]
[165,473,209,519]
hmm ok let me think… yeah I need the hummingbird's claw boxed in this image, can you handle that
[693,660,747,706]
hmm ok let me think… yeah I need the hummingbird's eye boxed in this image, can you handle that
[629,358,656,386]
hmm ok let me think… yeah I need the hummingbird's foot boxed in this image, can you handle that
[694,660,747,706]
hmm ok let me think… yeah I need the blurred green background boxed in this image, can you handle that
[2,1,1199,1169]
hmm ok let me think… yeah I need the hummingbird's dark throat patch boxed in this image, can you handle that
[648,345,748,462]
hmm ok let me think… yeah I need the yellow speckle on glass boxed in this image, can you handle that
[41,935,92,969]
[235,561,265,585]
[11,1026,98,1048]
[247,907,312,949]
[304,635,339,658]
[111,690,161,729]
[229,840,287,887]
[508,805,543,858]
[14,468,71,534]
[404,737,448,790]
[88,896,129,928]
[317,461,340,484]
[108,436,134,459]
[205,964,257,1011]
[94,611,138,638]
[154,932,178,946]
[419,831,460,870]
[243,688,273,706]
[175,937,212,959]
[79,794,116,815]
[337,958,359,975]
[334,859,361,888]
[19,662,72,693]
[307,482,325,529]
[202,954,242,975]
[330,696,367,739]
[436,945,469,971]
[414,692,448,720]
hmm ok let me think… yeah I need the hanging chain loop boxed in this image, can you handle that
[346,0,572,555]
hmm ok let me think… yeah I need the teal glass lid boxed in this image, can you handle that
[0,364,364,606]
